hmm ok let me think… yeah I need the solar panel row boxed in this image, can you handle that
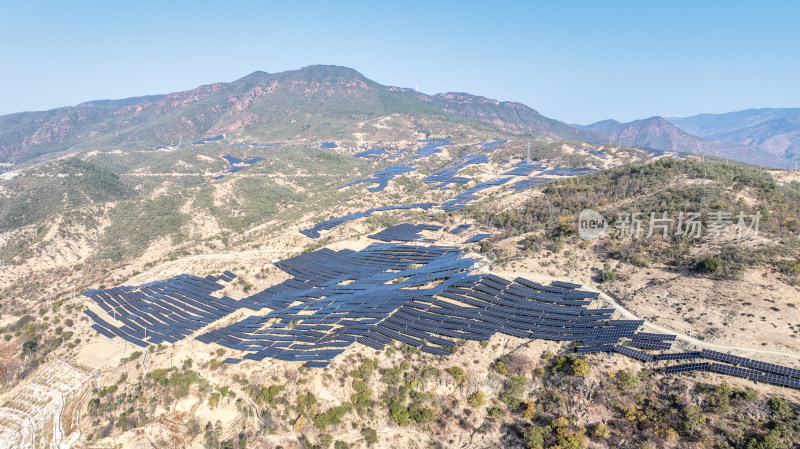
[539,167,597,176]
[192,135,225,145]
[509,177,551,191]
[354,148,388,158]
[481,139,507,150]
[231,142,285,147]
[339,163,416,192]
[299,203,436,239]
[465,234,490,243]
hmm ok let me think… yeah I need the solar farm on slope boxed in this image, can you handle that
[82,225,800,390]
[302,137,681,239]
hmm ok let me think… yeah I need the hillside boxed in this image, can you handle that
[583,116,796,168]
[390,88,602,142]
[0,65,591,165]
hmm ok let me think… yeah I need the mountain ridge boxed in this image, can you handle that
[666,108,800,160]
[0,65,590,165]
[583,115,796,168]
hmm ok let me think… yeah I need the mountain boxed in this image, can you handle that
[666,108,800,137]
[583,116,795,168]
[667,108,800,160]
[389,89,601,142]
[0,65,591,165]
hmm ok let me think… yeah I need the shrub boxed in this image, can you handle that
[592,423,609,438]
[769,396,795,420]
[361,427,378,446]
[446,366,466,384]
[499,376,527,410]
[525,425,547,449]
[469,391,487,408]
[522,401,537,419]
[314,402,352,430]
[318,434,333,448]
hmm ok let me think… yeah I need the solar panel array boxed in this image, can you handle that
[450,224,472,234]
[83,272,242,347]
[156,142,179,150]
[339,163,416,192]
[213,155,266,180]
[465,234,490,243]
[587,149,608,159]
[320,141,338,149]
[481,139,507,150]
[81,216,800,389]
[504,162,546,176]
[509,177,551,191]
[231,142,285,147]
[655,347,800,389]
[539,167,597,176]
[422,153,489,189]
[440,177,514,212]
[411,139,455,159]
[390,148,411,159]
[189,244,666,366]
[192,135,225,145]
[369,223,443,242]
[84,239,659,368]
[299,203,437,239]
[354,148,388,159]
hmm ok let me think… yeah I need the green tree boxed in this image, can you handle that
[499,376,527,410]
[525,426,546,449]
[768,396,795,420]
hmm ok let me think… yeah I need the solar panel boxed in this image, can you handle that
[613,345,654,362]
[481,139,507,150]
[539,167,597,176]
[465,234,490,243]
[450,224,472,234]
[353,147,388,158]
[509,177,551,191]
[653,352,702,361]
[192,135,224,145]
[663,363,710,374]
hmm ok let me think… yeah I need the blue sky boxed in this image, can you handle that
[1,1,798,123]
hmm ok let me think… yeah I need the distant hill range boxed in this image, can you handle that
[1,65,798,168]
[581,108,800,169]
[579,116,796,168]
[666,108,800,162]
[0,65,597,165]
